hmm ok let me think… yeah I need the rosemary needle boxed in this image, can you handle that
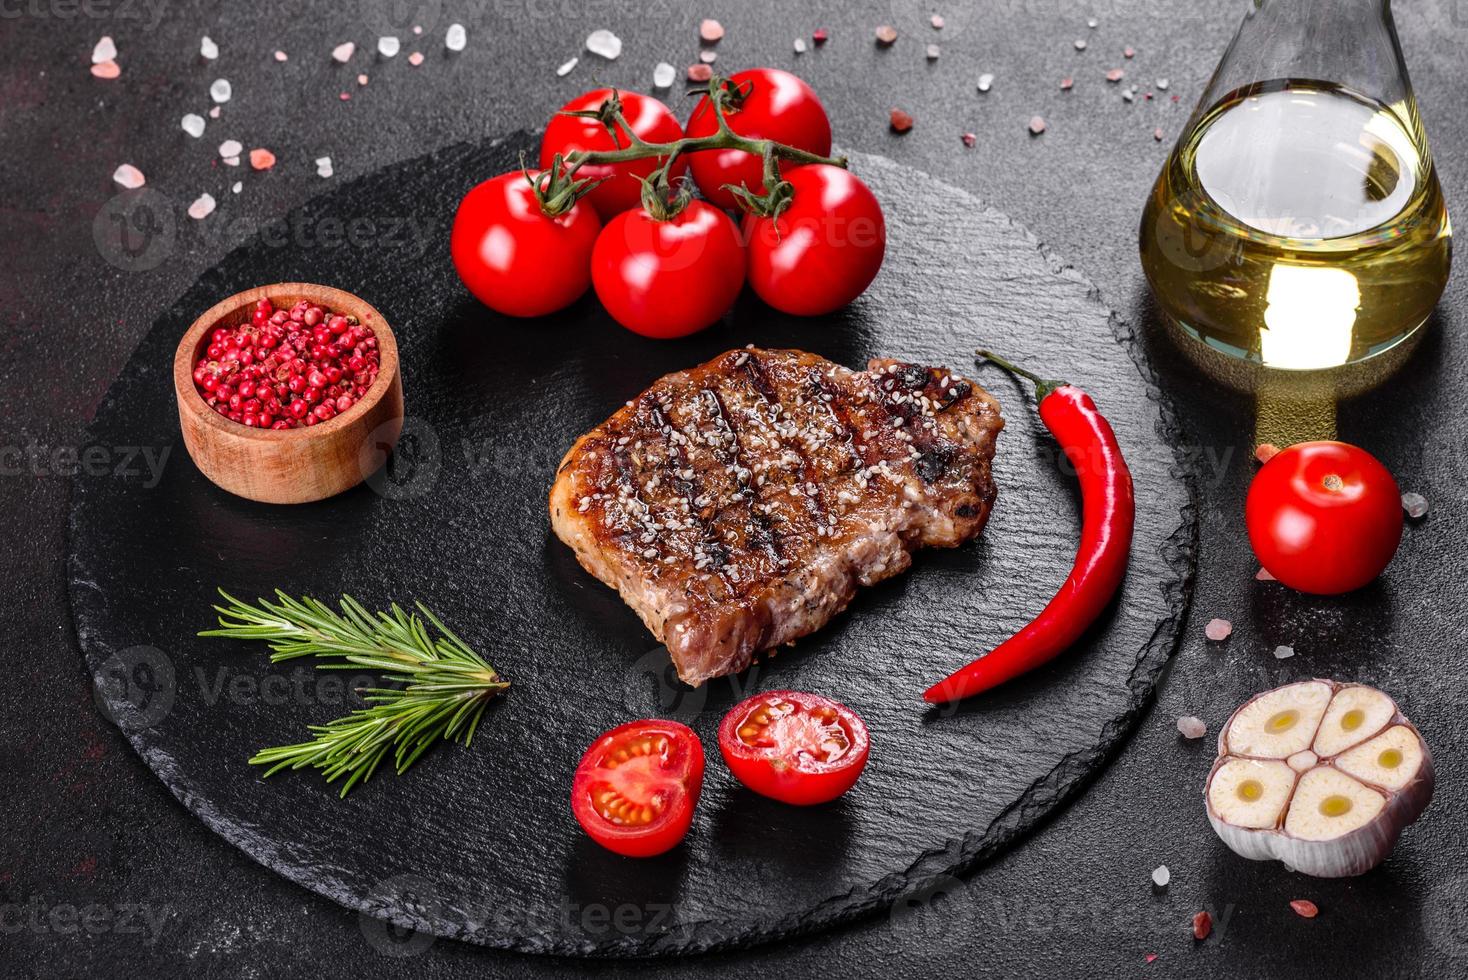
[201,589,509,797]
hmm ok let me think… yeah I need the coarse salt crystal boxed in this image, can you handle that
[92,36,117,64]
[652,62,675,87]
[231,181,242,193]
[1273,645,1296,660]
[875,25,898,45]
[1124,46,1137,58]
[699,49,717,64]
[188,193,216,220]
[249,147,276,170]
[1106,68,1125,82]
[1177,716,1207,739]
[1088,17,1099,28]
[1152,865,1170,888]
[1156,78,1170,90]
[1255,443,1280,464]
[926,43,940,60]
[315,156,334,178]
[408,52,424,66]
[1256,567,1276,582]
[218,139,242,158]
[557,57,578,76]
[961,132,976,147]
[1074,39,1087,51]
[223,155,240,166]
[977,73,994,92]
[813,29,829,45]
[210,78,232,103]
[1028,115,1047,135]
[931,14,944,29]
[181,113,205,137]
[378,36,400,58]
[699,19,724,43]
[1060,77,1074,90]
[1402,492,1429,519]
[793,38,807,54]
[1290,899,1319,919]
[889,108,914,133]
[1205,618,1232,642]
[445,23,466,52]
[200,36,218,60]
[1154,127,1165,141]
[586,29,622,60]
[111,164,145,189]
[274,50,288,62]
[332,42,355,63]
[687,63,712,82]
[90,61,121,80]
[209,106,221,119]
[358,73,369,86]
[413,25,422,35]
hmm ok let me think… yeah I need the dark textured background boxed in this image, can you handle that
[4,1,1465,976]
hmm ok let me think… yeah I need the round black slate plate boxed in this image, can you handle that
[68,137,1195,956]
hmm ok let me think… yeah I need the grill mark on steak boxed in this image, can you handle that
[549,348,1003,687]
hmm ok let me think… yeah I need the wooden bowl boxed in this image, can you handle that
[173,283,404,504]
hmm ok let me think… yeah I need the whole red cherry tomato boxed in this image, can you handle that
[743,165,886,316]
[685,68,833,211]
[591,199,745,339]
[571,719,705,858]
[1246,441,1403,594]
[539,89,688,219]
[450,170,601,317]
[718,691,870,806]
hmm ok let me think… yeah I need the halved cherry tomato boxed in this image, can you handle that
[1246,440,1403,594]
[685,68,832,211]
[717,691,869,806]
[743,165,886,316]
[591,199,745,339]
[450,170,601,318]
[539,89,688,219]
[571,719,705,857]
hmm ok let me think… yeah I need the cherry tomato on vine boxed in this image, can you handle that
[743,165,886,316]
[539,89,688,219]
[450,170,601,318]
[571,719,705,858]
[685,68,833,211]
[1246,441,1403,594]
[718,691,870,806]
[591,199,745,339]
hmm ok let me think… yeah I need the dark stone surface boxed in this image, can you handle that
[5,1,1466,976]
[68,139,1193,955]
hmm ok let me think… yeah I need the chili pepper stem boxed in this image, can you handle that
[975,349,1068,403]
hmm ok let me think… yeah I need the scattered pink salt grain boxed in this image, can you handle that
[1290,899,1319,919]
[1106,68,1125,82]
[1255,443,1280,464]
[1124,46,1136,59]
[1402,492,1429,520]
[1256,567,1276,582]
[92,36,117,64]
[332,42,356,63]
[889,108,914,133]
[209,106,221,119]
[699,49,717,64]
[813,29,829,45]
[413,25,423,35]
[111,164,145,189]
[274,50,288,62]
[187,193,216,220]
[339,92,351,101]
[1028,115,1047,135]
[875,25,898,46]
[1154,127,1165,141]
[687,63,713,82]
[357,73,369,86]
[961,132,976,147]
[930,14,945,29]
[408,51,424,67]
[249,148,276,170]
[1145,954,1158,964]
[1060,77,1074,90]
[1177,716,1207,739]
[699,19,724,43]
[90,60,121,80]
[1205,618,1232,642]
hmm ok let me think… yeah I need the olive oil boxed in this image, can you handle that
[1140,80,1451,372]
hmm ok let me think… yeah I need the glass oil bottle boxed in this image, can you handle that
[1140,0,1451,391]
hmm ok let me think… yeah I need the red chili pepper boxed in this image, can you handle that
[924,350,1135,703]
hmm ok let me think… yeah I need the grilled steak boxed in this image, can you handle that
[549,348,1003,686]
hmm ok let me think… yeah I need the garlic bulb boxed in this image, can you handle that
[1205,679,1433,877]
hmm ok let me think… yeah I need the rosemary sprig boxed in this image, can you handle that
[200,589,509,797]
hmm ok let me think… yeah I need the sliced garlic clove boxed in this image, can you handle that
[1284,766,1385,841]
[1335,725,1426,792]
[1205,679,1433,878]
[1223,680,1332,759]
[1313,684,1395,757]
